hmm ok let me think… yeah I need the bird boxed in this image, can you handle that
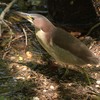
[14,11,100,85]
[15,11,99,66]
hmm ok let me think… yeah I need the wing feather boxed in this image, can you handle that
[52,28,99,64]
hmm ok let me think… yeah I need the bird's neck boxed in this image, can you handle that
[42,20,56,33]
[35,27,55,46]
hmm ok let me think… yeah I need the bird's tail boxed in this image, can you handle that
[89,56,100,65]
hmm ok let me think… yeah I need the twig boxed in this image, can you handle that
[2,50,10,60]
[8,34,24,47]
[0,76,12,80]
[0,2,7,6]
[3,19,12,31]
[22,27,28,46]
[0,0,17,20]
[89,41,96,50]
[0,0,17,36]
[87,22,100,36]
[24,24,34,33]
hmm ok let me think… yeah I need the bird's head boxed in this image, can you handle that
[14,11,55,32]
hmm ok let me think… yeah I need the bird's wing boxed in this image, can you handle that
[52,28,99,64]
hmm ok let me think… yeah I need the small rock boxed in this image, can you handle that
[33,97,39,100]
[16,77,25,80]
[21,66,27,71]
[96,80,100,84]
[50,85,55,90]
[10,56,16,60]
[68,83,73,86]
[18,56,23,61]
[26,51,32,59]
[95,85,100,88]
[43,89,47,92]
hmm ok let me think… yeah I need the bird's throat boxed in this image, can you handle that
[36,29,51,46]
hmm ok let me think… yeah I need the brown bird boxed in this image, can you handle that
[15,11,100,84]
[15,11,99,66]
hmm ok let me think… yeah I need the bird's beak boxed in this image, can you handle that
[14,11,34,24]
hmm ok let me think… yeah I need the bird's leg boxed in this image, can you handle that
[61,68,69,78]
[58,64,69,78]
[79,66,91,85]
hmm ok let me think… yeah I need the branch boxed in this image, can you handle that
[0,0,17,37]
[0,0,17,20]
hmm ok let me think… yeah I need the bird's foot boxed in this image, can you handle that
[58,68,69,78]
[80,67,91,85]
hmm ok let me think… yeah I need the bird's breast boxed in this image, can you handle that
[36,30,47,42]
[36,29,52,48]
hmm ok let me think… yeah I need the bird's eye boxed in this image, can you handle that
[31,17,34,21]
